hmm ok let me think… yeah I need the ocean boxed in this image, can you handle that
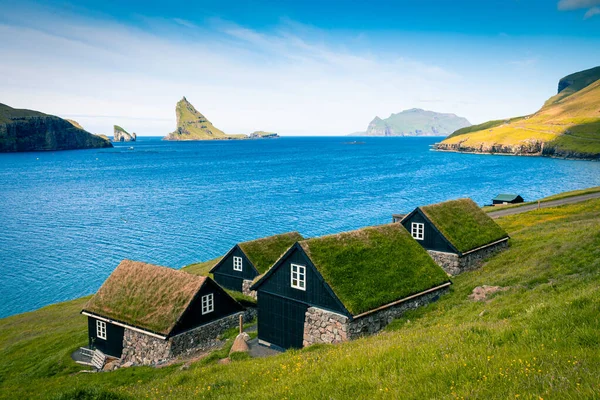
[1,136,599,318]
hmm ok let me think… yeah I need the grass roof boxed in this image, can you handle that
[420,198,508,253]
[299,224,449,316]
[83,260,206,335]
[239,232,304,274]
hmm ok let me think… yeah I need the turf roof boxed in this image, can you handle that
[83,260,206,335]
[420,198,509,253]
[299,224,450,316]
[238,232,304,274]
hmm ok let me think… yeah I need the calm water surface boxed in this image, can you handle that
[1,137,599,317]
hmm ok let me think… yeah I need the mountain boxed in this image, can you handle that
[0,103,113,152]
[163,97,246,141]
[436,66,600,159]
[353,109,471,137]
[113,125,136,142]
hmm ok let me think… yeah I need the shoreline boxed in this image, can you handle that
[432,147,599,162]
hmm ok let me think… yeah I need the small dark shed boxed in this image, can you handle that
[251,224,451,350]
[210,232,303,293]
[81,260,244,364]
[493,194,524,205]
[400,198,509,275]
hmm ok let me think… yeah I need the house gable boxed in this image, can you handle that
[171,278,244,336]
[252,244,349,316]
[401,208,458,254]
[211,245,260,280]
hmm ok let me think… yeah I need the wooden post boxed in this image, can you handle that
[239,314,243,334]
[538,200,540,209]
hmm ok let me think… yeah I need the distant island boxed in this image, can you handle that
[163,97,279,141]
[435,66,600,160]
[0,103,113,152]
[350,109,471,137]
[113,125,136,142]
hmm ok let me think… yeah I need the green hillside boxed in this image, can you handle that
[163,97,246,141]
[361,108,471,137]
[1,194,599,399]
[438,66,600,159]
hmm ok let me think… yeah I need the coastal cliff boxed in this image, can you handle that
[0,103,113,152]
[113,125,136,142]
[435,66,600,160]
[354,109,471,137]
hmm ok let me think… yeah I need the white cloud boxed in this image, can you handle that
[558,0,600,18]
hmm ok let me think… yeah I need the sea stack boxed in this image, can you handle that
[113,125,137,142]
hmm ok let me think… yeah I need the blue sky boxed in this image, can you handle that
[1,0,599,135]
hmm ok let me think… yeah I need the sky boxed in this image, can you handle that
[1,0,599,136]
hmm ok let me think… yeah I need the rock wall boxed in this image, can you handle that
[242,279,257,299]
[428,240,509,276]
[347,286,449,339]
[121,329,170,365]
[303,287,449,346]
[303,308,349,346]
[170,312,243,357]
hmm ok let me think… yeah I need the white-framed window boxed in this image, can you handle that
[291,264,306,290]
[96,320,107,340]
[202,293,214,314]
[411,222,425,240]
[233,256,243,271]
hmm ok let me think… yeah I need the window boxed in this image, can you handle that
[202,293,214,314]
[233,256,243,271]
[96,320,107,340]
[411,222,424,240]
[291,264,306,290]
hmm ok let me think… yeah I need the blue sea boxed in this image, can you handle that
[1,137,599,318]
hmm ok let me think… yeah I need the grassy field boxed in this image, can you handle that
[440,67,600,157]
[1,198,600,399]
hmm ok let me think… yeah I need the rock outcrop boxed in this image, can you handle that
[113,125,136,142]
[436,66,600,160]
[0,103,113,152]
[249,131,279,139]
[358,109,471,137]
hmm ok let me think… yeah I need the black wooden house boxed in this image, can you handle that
[251,224,451,350]
[81,260,244,362]
[492,194,524,205]
[400,198,509,275]
[210,232,303,292]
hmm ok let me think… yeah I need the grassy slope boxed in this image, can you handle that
[440,67,600,156]
[1,199,600,399]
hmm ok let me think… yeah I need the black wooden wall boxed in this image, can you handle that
[172,278,245,335]
[213,246,259,291]
[401,211,456,253]
[87,317,124,358]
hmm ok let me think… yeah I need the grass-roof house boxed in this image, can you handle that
[400,198,509,275]
[81,260,245,365]
[250,224,451,350]
[493,193,524,205]
[210,232,303,296]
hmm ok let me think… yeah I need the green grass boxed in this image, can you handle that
[421,198,508,253]
[1,198,600,399]
[183,256,223,277]
[238,232,304,274]
[447,116,527,139]
[299,224,449,315]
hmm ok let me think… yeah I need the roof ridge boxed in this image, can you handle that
[299,223,399,245]
[239,231,301,245]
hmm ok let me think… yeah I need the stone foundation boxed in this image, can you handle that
[242,279,257,299]
[428,239,508,276]
[303,286,449,347]
[121,311,248,365]
[303,308,348,346]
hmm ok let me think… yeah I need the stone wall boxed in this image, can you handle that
[303,308,349,346]
[242,279,257,299]
[347,286,449,339]
[428,240,508,276]
[303,287,449,347]
[170,312,244,358]
[121,329,170,365]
